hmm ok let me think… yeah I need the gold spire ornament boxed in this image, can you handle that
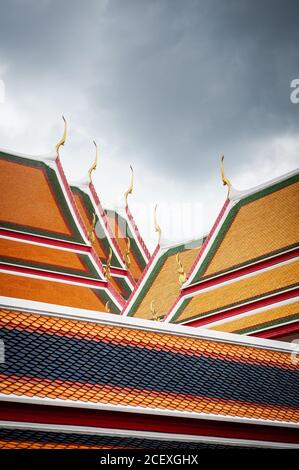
[88,212,97,245]
[103,247,112,280]
[176,253,187,287]
[105,301,111,313]
[220,155,232,195]
[154,204,162,245]
[88,140,99,183]
[124,165,134,207]
[55,115,67,159]
[124,236,131,269]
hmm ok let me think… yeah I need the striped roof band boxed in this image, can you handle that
[0,310,298,424]
[0,427,270,449]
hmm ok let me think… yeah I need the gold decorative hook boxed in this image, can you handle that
[150,300,157,320]
[150,300,164,321]
[56,115,67,159]
[105,301,111,313]
[124,236,131,269]
[220,155,232,195]
[154,204,162,245]
[88,212,97,245]
[103,247,112,280]
[176,253,187,287]
[88,140,99,183]
[124,165,134,207]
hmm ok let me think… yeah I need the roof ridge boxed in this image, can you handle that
[230,167,299,202]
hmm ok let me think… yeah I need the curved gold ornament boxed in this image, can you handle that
[150,300,164,322]
[124,236,131,269]
[105,301,111,313]
[154,204,162,245]
[88,140,99,183]
[176,253,187,287]
[150,300,158,321]
[88,212,97,245]
[56,115,67,159]
[124,165,134,207]
[220,155,232,194]
[103,247,112,280]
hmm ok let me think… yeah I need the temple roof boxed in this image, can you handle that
[0,149,125,313]
[1,138,299,448]
[187,170,299,286]
[164,169,299,337]
[0,136,298,340]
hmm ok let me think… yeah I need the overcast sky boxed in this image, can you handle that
[0,0,298,250]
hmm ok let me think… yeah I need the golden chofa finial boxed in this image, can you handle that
[150,300,164,322]
[124,237,131,269]
[88,212,97,245]
[88,140,99,183]
[176,253,187,287]
[154,204,162,245]
[220,155,232,195]
[124,165,134,207]
[56,115,67,159]
[103,247,112,280]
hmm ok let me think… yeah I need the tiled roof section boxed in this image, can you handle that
[209,301,299,335]
[173,259,299,324]
[0,428,242,449]
[0,272,121,313]
[191,174,299,284]
[1,310,299,423]
[0,152,84,244]
[105,209,146,281]
[127,241,203,320]
[0,237,100,279]
[109,275,132,301]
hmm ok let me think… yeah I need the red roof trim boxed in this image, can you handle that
[252,321,299,339]
[55,157,88,240]
[0,262,108,289]
[121,243,160,315]
[182,248,299,296]
[0,402,297,444]
[186,198,230,283]
[163,199,230,322]
[182,288,299,327]
[126,205,150,261]
[89,182,124,264]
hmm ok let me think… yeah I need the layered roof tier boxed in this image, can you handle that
[162,169,299,340]
[0,146,149,313]
[0,134,298,448]
[0,297,298,448]
[122,168,299,341]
